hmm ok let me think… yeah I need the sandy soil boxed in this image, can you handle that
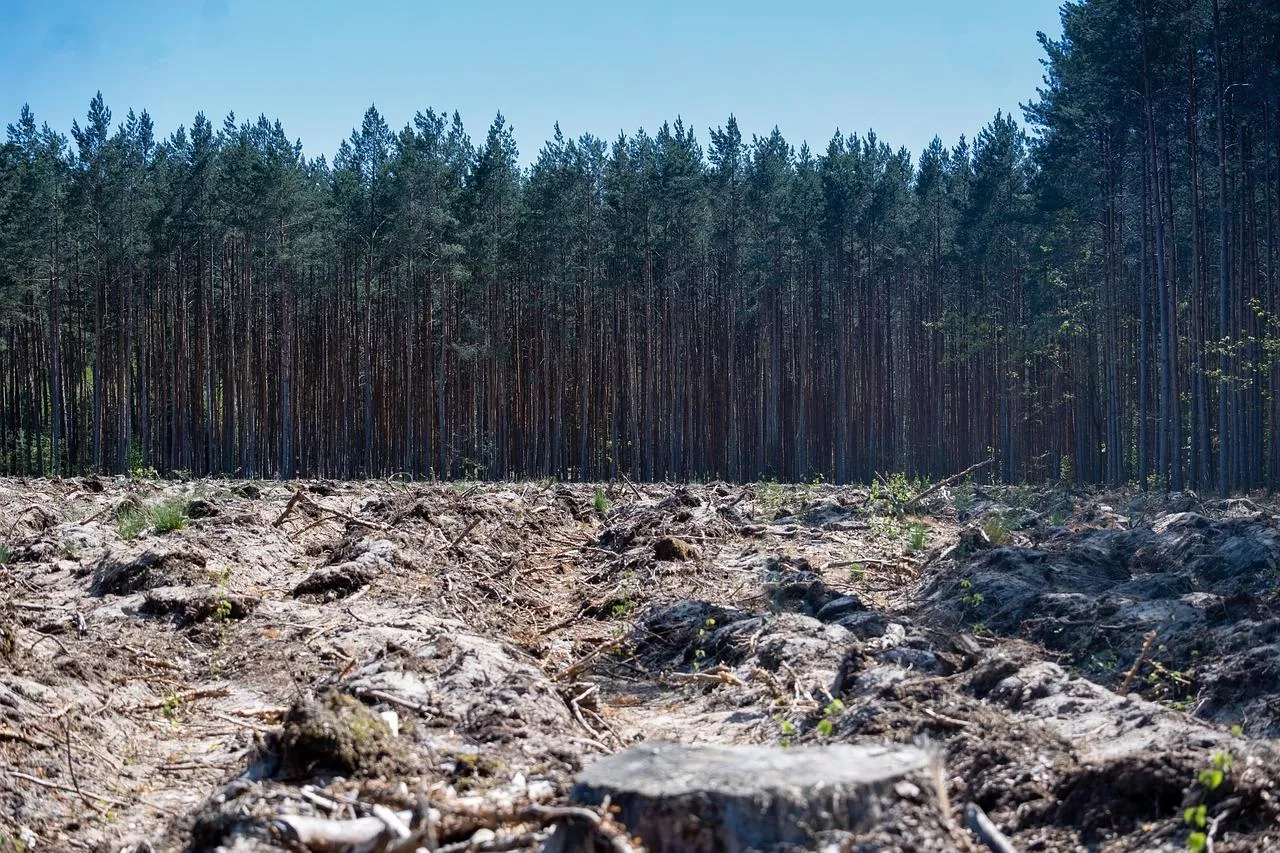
[1,477,1278,852]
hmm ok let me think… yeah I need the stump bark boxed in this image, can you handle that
[545,740,932,852]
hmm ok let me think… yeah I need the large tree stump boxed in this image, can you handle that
[545,740,933,852]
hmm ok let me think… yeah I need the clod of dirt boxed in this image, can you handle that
[140,585,259,625]
[548,740,934,853]
[277,690,407,778]
[186,498,220,519]
[91,547,208,595]
[292,561,377,598]
[654,536,696,561]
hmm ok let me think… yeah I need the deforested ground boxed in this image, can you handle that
[2,476,1280,852]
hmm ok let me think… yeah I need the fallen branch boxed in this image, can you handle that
[904,457,995,511]
[449,518,482,552]
[965,802,1017,853]
[5,769,132,808]
[618,472,644,500]
[273,487,305,528]
[0,727,54,749]
[555,640,621,682]
[136,686,230,710]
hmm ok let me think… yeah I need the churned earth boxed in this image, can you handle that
[1,475,1279,851]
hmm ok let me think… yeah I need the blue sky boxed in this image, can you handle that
[0,0,1065,163]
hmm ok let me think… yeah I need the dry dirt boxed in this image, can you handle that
[2,476,1280,852]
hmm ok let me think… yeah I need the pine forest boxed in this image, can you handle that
[2,0,1279,490]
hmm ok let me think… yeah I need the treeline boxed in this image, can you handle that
[1,0,1278,486]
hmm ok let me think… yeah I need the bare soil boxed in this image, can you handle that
[2,477,1279,852]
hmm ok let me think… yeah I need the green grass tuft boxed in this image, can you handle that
[149,498,191,533]
[117,509,148,540]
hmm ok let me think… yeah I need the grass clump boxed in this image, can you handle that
[116,495,193,540]
[117,508,148,541]
[981,515,1013,545]
[906,522,929,552]
[150,497,191,533]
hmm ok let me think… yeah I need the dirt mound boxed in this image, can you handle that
[92,545,209,594]
[919,508,1280,734]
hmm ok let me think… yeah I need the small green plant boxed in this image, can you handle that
[150,497,190,533]
[981,515,1013,545]
[0,542,10,566]
[817,698,845,737]
[755,479,789,520]
[906,522,928,552]
[117,509,148,540]
[779,718,797,747]
[213,597,233,624]
[1184,751,1234,851]
[161,690,182,721]
[691,618,716,671]
[1058,454,1074,485]
[594,489,612,516]
[958,579,985,609]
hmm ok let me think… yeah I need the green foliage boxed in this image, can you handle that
[754,480,789,521]
[0,542,10,566]
[981,516,1012,545]
[116,495,192,539]
[958,578,985,609]
[593,489,611,516]
[906,522,928,552]
[817,698,845,737]
[1182,752,1234,850]
[116,508,147,540]
[150,497,190,533]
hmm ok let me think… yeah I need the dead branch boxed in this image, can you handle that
[904,457,995,511]
[5,769,132,808]
[449,518,482,552]
[273,487,305,527]
[964,802,1017,853]
[1118,630,1158,697]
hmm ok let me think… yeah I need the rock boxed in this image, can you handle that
[57,522,102,552]
[546,741,932,853]
[654,536,697,562]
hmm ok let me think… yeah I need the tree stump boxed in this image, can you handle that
[545,740,933,852]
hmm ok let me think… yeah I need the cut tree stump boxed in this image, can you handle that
[545,740,933,852]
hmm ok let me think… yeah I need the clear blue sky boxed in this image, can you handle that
[0,0,1065,164]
